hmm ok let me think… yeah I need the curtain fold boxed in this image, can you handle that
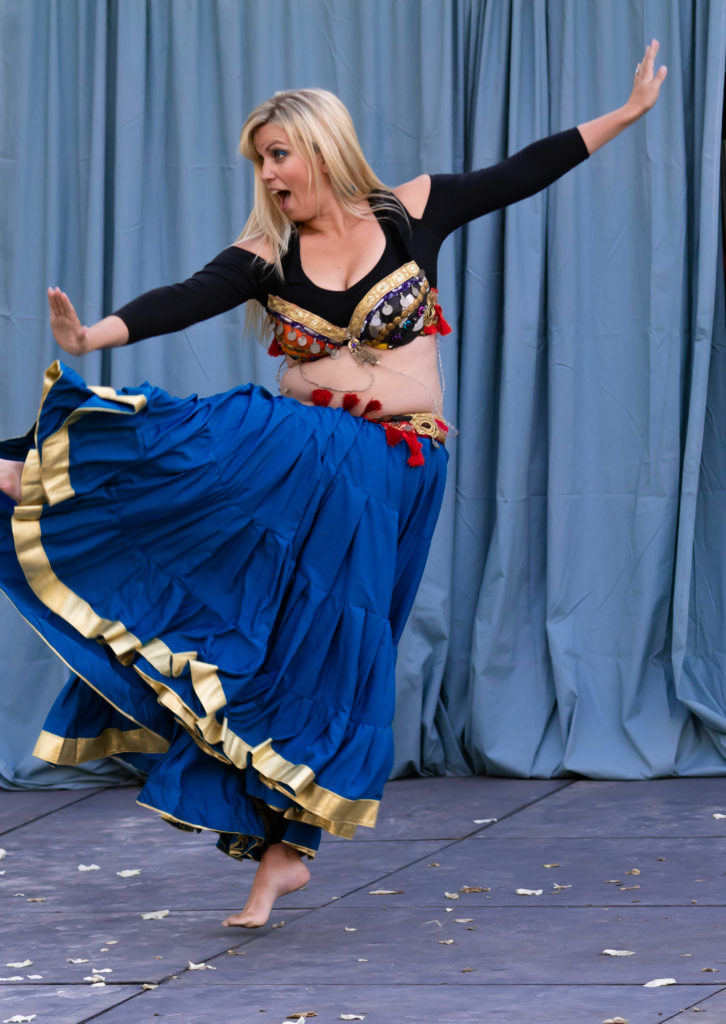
[1,0,725,786]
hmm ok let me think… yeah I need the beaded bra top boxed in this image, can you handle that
[265,263,450,365]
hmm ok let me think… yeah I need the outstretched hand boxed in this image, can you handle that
[627,39,667,118]
[47,286,89,355]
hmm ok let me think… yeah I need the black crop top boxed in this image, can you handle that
[115,127,589,360]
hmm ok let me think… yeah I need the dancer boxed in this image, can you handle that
[0,43,666,927]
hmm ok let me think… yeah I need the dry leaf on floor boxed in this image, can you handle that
[140,909,170,920]
[515,889,543,896]
[83,975,107,983]
[141,984,158,990]
[643,978,676,988]
[551,883,572,891]
[701,967,719,973]
[444,892,459,900]
[77,864,100,872]
[459,886,489,893]
[188,961,216,971]
[438,940,455,945]
[543,864,561,869]
[604,880,622,885]
[473,818,497,824]
[5,962,31,969]
[601,950,636,957]
[618,885,640,891]
[26,898,45,903]
[116,869,141,878]
[106,941,118,945]
[625,869,640,876]
[286,1014,317,1019]
[272,922,285,929]
[461,966,476,973]
[368,890,402,896]
[67,959,89,964]
[602,1017,629,1023]
[428,862,440,867]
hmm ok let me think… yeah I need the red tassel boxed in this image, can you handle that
[401,432,425,466]
[383,424,404,448]
[435,304,452,335]
[363,399,382,415]
[422,305,452,336]
[342,393,360,411]
[268,338,283,356]
[311,389,333,406]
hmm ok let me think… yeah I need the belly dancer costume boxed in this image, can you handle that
[0,129,588,859]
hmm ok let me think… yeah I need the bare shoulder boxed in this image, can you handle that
[233,235,274,264]
[392,175,431,219]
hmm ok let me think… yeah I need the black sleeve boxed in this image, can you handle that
[421,127,589,241]
[113,246,268,344]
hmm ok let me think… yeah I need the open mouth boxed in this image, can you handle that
[274,190,291,211]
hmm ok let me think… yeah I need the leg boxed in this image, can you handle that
[222,841,310,928]
[0,459,23,503]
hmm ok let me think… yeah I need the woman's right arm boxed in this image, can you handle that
[47,244,267,353]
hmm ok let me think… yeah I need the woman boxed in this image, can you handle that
[0,44,666,928]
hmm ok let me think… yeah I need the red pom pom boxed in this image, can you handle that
[268,338,283,356]
[311,389,333,406]
[363,399,382,415]
[342,393,360,411]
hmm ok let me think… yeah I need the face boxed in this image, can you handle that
[254,122,327,222]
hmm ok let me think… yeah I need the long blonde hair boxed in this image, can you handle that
[237,88,402,339]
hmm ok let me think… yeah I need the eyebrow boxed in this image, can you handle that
[257,139,288,154]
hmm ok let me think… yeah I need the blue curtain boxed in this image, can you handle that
[1,0,725,786]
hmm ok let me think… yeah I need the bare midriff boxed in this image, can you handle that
[279,334,442,417]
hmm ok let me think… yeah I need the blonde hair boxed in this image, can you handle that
[237,88,403,340]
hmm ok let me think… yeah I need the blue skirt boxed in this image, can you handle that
[0,362,447,859]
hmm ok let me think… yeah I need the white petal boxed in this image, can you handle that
[444,892,459,900]
[140,909,170,920]
[90,968,112,974]
[5,962,31,969]
[0,978,24,983]
[643,978,676,988]
[601,949,636,957]
[344,927,358,932]
[340,1017,366,1021]
[67,958,89,964]
[26,976,42,980]
[602,1018,630,1023]
[368,890,403,896]
[515,889,543,896]
[116,869,141,878]
[3,1016,37,1023]
[90,982,106,987]
[712,813,726,820]
[187,961,215,971]
[473,818,497,824]
[0,850,6,860]
[77,864,100,872]
[141,983,159,990]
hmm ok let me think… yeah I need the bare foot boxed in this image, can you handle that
[0,459,22,504]
[222,842,310,928]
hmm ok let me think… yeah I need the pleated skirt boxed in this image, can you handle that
[0,362,447,859]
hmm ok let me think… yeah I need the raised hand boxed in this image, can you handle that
[47,286,90,355]
[627,39,667,118]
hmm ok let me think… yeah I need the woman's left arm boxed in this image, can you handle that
[577,39,667,155]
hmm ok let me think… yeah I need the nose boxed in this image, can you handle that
[260,157,275,182]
